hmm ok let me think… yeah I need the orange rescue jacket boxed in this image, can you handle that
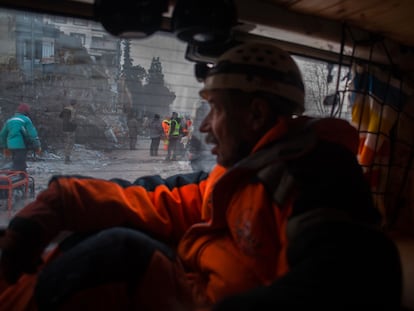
[8,116,369,307]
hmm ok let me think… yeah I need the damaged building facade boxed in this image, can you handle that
[0,9,178,151]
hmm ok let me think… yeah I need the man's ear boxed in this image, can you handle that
[249,97,271,132]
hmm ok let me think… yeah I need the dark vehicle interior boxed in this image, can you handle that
[0,0,414,308]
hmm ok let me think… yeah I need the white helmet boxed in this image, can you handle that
[199,42,305,115]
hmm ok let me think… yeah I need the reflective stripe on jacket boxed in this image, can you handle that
[168,119,180,136]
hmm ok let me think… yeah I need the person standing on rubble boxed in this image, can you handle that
[148,114,163,156]
[59,99,78,164]
[127,112,139,150]
[165,111,181,161]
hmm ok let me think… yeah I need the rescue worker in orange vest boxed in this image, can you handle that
[161,116,170,151]
[0,42,401,311]
[180,115,192,138]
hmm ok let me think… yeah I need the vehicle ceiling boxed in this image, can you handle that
[0,0,413,73]
[262,0,414,49]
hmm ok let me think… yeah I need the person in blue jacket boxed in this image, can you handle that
[0,103,41,171]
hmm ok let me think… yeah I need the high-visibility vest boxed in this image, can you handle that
[169,119,180,136]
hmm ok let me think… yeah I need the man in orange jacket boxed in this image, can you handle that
[0,42,401,310]
[161,116,170,151]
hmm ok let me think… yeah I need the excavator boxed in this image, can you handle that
[0,0,413,309]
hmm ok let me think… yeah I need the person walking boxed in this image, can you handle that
[126,113,139,150]
[59,99,78,164]
[148,114,163,156]
[0,103,41,171]
[0,42,401,311]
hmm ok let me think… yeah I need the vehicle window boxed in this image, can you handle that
[0,7,349,227]
[295,56,350,120]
